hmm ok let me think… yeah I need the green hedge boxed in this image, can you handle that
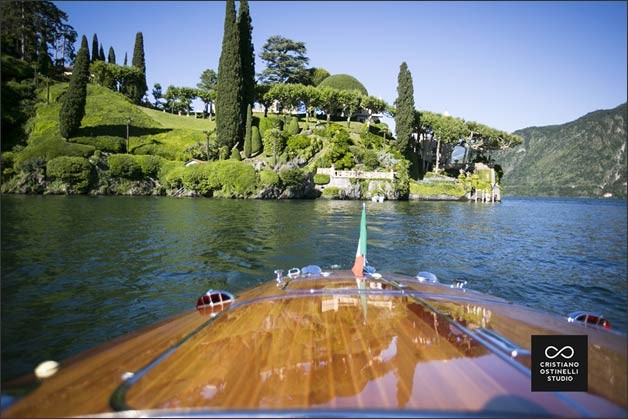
[259,116,283,136]
[15,139,95,171]
[164,160,257,198]
[286,116,300,136]
[108,154,142,179]
[313,173,330,185]
[46,156,93,192]
[262,128,287,158]
[322,186,340,198]
[279,168,306,189]
[259,169,279,187]
[71,136,124,153]
[136,155,167,178]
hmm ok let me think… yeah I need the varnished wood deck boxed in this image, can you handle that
[2,272,626,417]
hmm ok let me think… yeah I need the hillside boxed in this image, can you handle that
[1,81,410,199]
[494,103,627,198]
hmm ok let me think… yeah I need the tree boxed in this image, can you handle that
[164,85,180,113]
[251,125,262,156]
[130,32,147,104]
[108,46,116,64]
[99,44,105,61]
[123,52,127,66]
[238,0,255,112]
[394,62,416,155]
[339,90,363,128]
[91,34,99,62]
[244,104,252,158]
[164,85,196,115]
[197,68,217,118]
[80,34,88,53]
[318,86,342,125]
[308,67,330,86]
[152,83,163,109]
[301,84,320,126]
[255,83,272,117]
[362,95,388,131]
[37,36,53,78]
[1,1,76,65]
[259,35,309,84]
[216,0,243,150]
[59,34,89,138]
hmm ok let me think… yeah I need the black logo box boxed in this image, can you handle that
[531,335,588,392]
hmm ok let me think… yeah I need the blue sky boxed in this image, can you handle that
[55,1,627,133]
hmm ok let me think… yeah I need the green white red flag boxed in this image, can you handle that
[351,203,367,277]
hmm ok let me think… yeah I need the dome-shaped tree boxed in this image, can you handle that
[318,74,368,96]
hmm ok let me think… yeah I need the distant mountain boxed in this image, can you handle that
[494,103,627,198]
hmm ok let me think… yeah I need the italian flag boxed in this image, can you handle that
[351,203,367,277]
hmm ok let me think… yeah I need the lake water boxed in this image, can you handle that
[1,195,626,382]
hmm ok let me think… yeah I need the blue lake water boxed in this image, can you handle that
[1,195,626,381]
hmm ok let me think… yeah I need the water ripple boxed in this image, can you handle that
[1,195,626,382]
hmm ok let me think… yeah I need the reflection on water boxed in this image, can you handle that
[1,196,626,382]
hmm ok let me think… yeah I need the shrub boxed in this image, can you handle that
[214,146,226,160]
[360,131,386,149]
[279,168,306,189]
[108,154,142,179]
[286,134,311,151]
[158,160,182,184]
[262,128,287,158]
[362,149,380,170]
[286,116,300,136]
[322,186,340,198]
[71,136,124,153]
[164,160,256,198]
[129,143,178,160]
[15,139,95,170]
[46,156,93,192]
[313,173,330,185]
[258,169,279,187]
[230,148,242,161]
[259,116,283,135]
[136,154,165,178]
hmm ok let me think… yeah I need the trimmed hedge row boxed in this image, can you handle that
[163,160,257,198]
[107,154,169,179]
[46,156,93,192]
[16,139,95,170]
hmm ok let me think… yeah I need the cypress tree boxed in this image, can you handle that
[81,35,89,55]
[59,35,90,138]
[108,46,116,64]
[123,52,128,66]
[131,32,147,104]
[394,61,416,154]
[99,44,105,62]
[244,104,252,158]
[238,0,255,125]
[91,34,99,62]
[251,126,261,156]
[216,0,243,150]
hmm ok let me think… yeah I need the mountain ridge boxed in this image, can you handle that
[494,102,627,198]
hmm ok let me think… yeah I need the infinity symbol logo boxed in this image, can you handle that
[545,345,575,359]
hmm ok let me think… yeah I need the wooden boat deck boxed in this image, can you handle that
[2,271,626,417]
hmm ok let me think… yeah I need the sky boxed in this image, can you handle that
[55,1,627,134]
